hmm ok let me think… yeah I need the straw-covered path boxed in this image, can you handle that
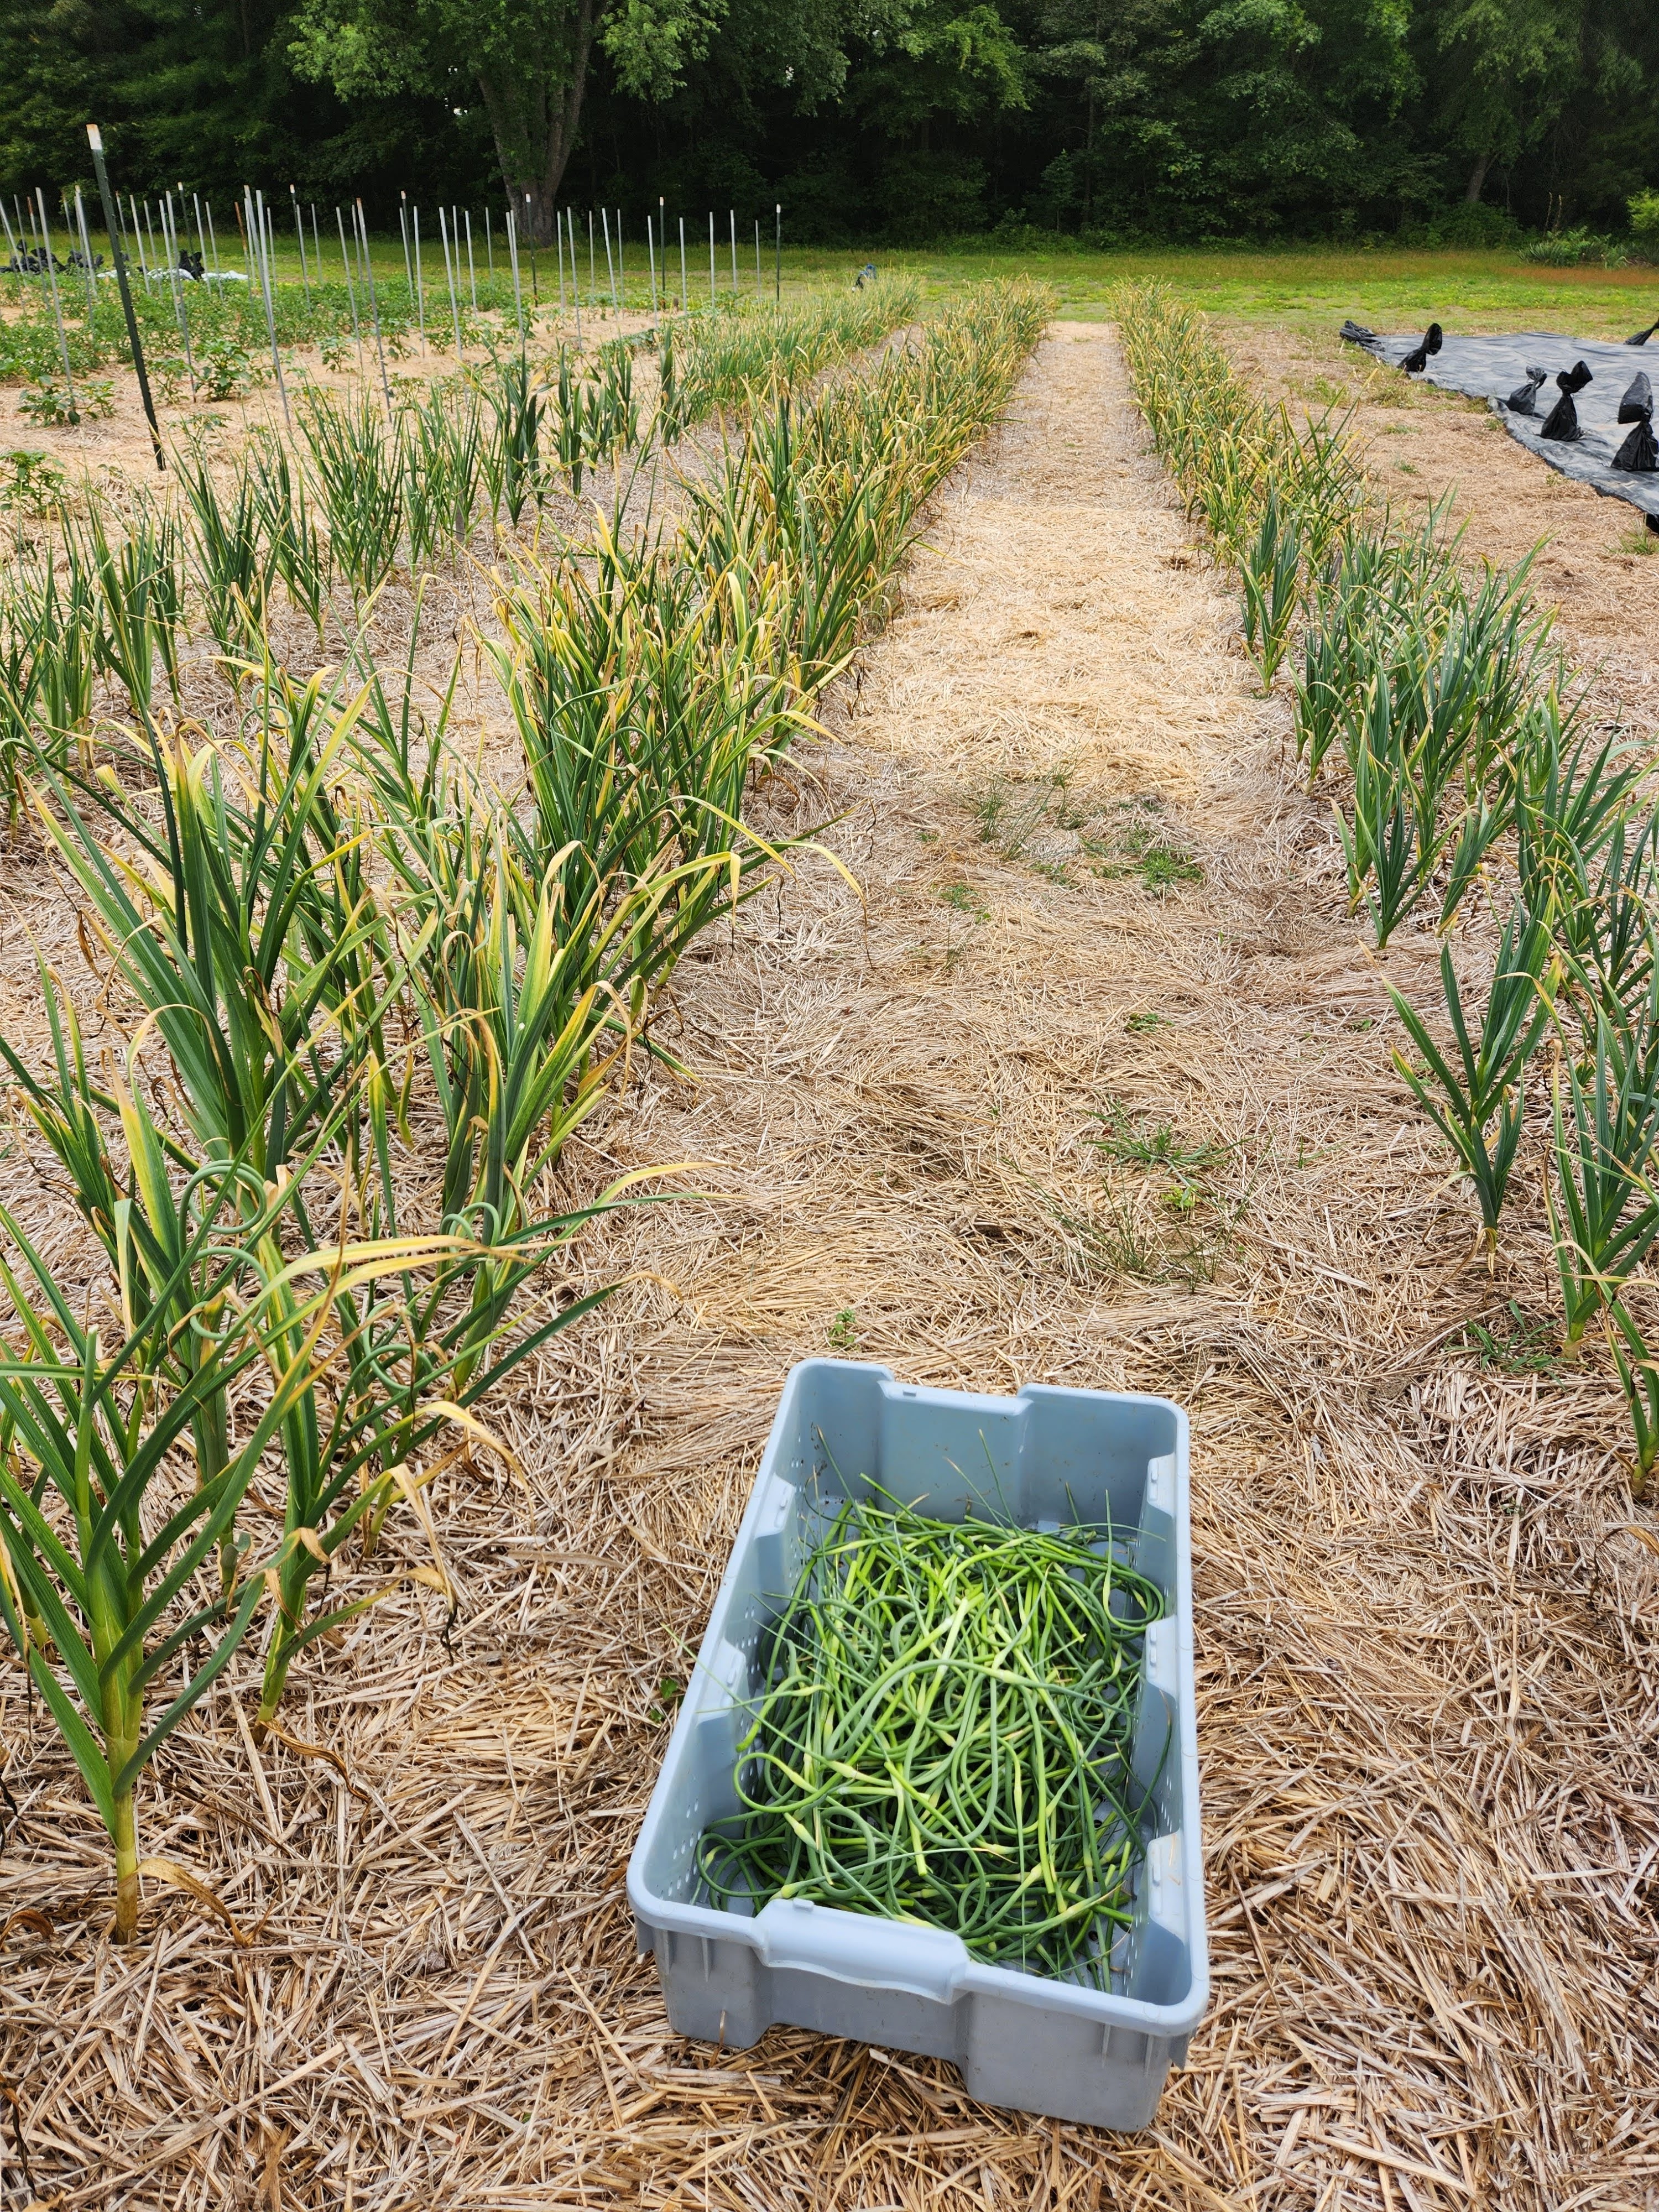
[4,321,1656,2209]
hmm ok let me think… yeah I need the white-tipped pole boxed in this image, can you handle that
[160,191,196,395]
[439,205,462,356]
[411,203,426,349]
[356,199,393,414]
[87,126,163,469]
[708,211,715,305]
[451,205,466,347]
[568,209,582,345]
[74,186,97,319]
[729,208,737,293]
[465,209,477,310]
[249,187,290,429]
[507,204,525,349]
[291,185,310,302]
[35,187,78,422]
[336,205,363,373]
[602,206,617,327]
[178,196,201,392]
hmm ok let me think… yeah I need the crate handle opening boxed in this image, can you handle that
[754,1896,968,2002]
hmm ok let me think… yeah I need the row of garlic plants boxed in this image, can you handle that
[0,278,1053,1936]
[0,280,925,787]
[1117,284,1659,1494]
[654,277,921,440]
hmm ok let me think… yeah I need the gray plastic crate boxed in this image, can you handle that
[627,1360,1207,2131]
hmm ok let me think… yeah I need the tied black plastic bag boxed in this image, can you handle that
[1506,366,1549,415]
[1339,319,1376,346]
[1625,316,1659,346]
[1614,372,1657,472]
[1540,360,1593,442]
[1402,322,1443,374]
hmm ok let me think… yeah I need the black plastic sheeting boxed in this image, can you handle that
[1339,325,1659,521]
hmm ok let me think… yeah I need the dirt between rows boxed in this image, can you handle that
[0,319,1655,2209]
[1225,314,1659,742]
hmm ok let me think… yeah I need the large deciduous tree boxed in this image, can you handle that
[1020,0,1422,239]
[1,0,1655,241]
[1432,0,1585,203]
[288,0,725,238]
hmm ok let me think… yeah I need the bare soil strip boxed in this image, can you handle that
[3,321,1656,2208]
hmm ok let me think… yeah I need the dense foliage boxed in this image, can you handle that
[0,0,1655,244]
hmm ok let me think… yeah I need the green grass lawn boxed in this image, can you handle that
[612,235,1659,338]
[830,243,1659,338]
[20,228,1658,347]
[492,231,1659,336]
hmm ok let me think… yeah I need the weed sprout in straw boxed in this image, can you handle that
[700,1491,1167,1982]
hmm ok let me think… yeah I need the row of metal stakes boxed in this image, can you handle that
[7,143,790,471]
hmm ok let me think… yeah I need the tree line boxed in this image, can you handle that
[1,0,1654,247]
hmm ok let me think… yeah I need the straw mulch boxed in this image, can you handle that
[3,320,1658,2210]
